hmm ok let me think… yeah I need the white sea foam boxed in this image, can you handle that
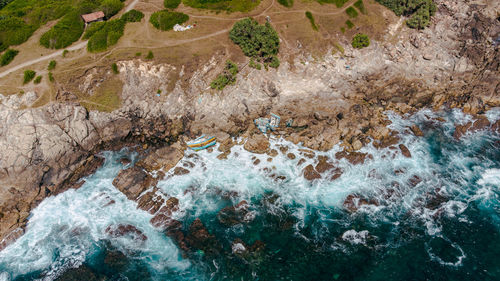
[341,230,370,245]
[0,150,190,280]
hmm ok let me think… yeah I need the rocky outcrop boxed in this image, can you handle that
[112,166,155,201]
[0,0,499,249]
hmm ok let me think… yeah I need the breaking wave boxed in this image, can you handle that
[0,108,499,280]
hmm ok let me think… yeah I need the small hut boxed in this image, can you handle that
[81,11,105,26]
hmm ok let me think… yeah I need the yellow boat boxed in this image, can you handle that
[187,135,216,151]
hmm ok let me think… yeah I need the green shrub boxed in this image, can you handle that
[62,49,69,57]
[48,72,54,82]
[121,9,144,22]
[267,55,280,69]
[34,75,42,84]
[0,0,14,9]
[249,58,261,70]
[112,62,119,74]
[277,0,293,7]
[183,0,260,12]
[0,16,35,52]
[345,19,354,29]
[146,50,154,59]
[353,0,366,14]
[305,11,318,31]
[351,33,370,48]
[100,0,124,19]
[164,0,181,9]
[375,0,435,29]
[210,60,238,90]
[40,11,84,49]
[135,52,141,56]
[48,60,56,70]
[345,6,358,18]
[23,70,36,84]
[0,49,18,66]
[229,18,280,64]
[86,19,126,52]
[340,27,345,33]
[149,10,188,31]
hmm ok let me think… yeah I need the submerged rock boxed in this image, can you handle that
[343,194,378,212]
[335,151,372,165]
[105,224,147,241]
[453,116,491,140]
[399,144,412,158]
[185,218,222,256]
[303,164,321,180]
[217,201,251,226]
[55,264,99,281]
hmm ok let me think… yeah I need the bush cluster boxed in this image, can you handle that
[34,75,42,84]
[345,6,358,18]
[277,0,293,7]
[85,19,126,52]
[164,0,181,9]
[121,9,144,22]
[100,0,124,19]
[183,0,260,12]
[111,62,119,74]
[210,60,238,90]
[229,18,280,68]
[375,0,436,29]
[345,20,354,29]
[0,16,34,52]
[48,60,56,70]
[351,33,370,49]
[0,49,18,66]
[150,10,189,31]
[40,11,84,49]
[353,0,366,14]
[23,69,36,84]
[305,11,318,31]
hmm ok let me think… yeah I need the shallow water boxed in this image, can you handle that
[0,109,499,281]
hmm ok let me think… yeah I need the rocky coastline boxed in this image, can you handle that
[0,0,499,252]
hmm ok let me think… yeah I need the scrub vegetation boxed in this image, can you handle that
[305,11,318,31]
[164,0,181,9]
[345,6,358,18]
[0,49,18,66]
[229,18,280,69]
[121,9,144,22]
[353,0,366,14]
[376,0,436,29]
[23,69,36,84]
[210,60,238,90]
[150,10,189,31]
[351,33,370,48]
[277,0,293,7]
[0,0,127,52]
[85,19,126,52]
[47,60,56,70]
[183,0,260,12]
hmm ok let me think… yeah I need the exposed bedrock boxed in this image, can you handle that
[0,0,499,247]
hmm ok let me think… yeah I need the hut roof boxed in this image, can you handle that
[81,11,105,23]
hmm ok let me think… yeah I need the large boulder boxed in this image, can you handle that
[112,167,155,201]
[105,224,147,241]
[303,164,321,181]
[185,218,221,256]
[136,144,185,172]
[244,134,270,154]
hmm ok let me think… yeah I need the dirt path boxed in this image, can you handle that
[0,0,355,79]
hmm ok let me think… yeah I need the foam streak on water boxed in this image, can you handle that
[0,109,499,280]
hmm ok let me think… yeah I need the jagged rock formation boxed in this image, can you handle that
[0,0,498,247]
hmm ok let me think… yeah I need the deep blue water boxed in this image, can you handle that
[0,109,499,281]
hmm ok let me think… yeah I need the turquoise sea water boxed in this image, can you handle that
[0,109,499,281]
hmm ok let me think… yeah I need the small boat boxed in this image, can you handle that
[187,135,216,151]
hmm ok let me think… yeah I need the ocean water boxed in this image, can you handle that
[0,109,499,281]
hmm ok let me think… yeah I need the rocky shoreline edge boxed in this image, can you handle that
[0,0,499,253]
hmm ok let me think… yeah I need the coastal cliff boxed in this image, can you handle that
[0,0,499,249]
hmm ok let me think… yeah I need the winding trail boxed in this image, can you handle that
[0,0,355,79]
